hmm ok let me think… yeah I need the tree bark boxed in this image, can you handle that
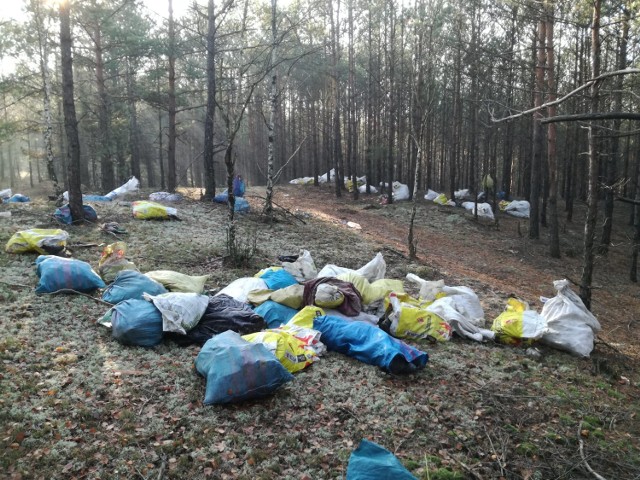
[264,0,278,217]
[546,0,560,258]
[167,0,177,192]
[59,0,83,222]
[93,17,114,192]
[530,17,546,239]
[126,58,141,183]
[203,0,217,200]
[580,0,601,309]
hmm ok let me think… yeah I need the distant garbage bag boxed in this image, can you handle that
[108,299,164,347]
[144,292,209,335]
[54,204,98,225]
[149,191,183,202]
[216,277,268,303]
[382,293,452,342]
[105,176,139,200]
[289,177,315,185]
[454,188,472,200]
[433,193,455,206]
[319,169,335,183]
[6,228,69,254]
[8,194,30,203]
[243,329,318,373]
[391,181,410,201]
[212,191,250,212]
[282,249,318,282]
[358,184,378,194]
[35,255,106,293]
[461,201,495,221]
[540,279,601,357]
[195,330,294,405]
[255,267,298,290]
[62,192,112,202]
[313,315,428,374]
[424,189,439,201]
[233,175,246,197]
[144,270,209,293]
[102,270,167,304]
[304,277,363,316]
[98,241,139,283]
[491,298,546,346]
[0,188,12,200]
[504,200,530,218]
[132,201,178,220]
[346,439,417,480]
[405,274,445,302]
[254,300,298,328]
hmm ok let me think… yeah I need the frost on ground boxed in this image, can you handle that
[0,186,639,480]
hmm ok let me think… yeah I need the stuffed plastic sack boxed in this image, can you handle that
[392,182,410,201]
[212,192,250,212]
[385,293,452,342]
[426,296,494,342]
[313,315,428,374]
[424,189,439,201]
[346,439,417,480]
[54,204,98,225]
[98,242,139,283]
[504,200,530,218]
[243,329,317,373]
[255,267,298,290]
[6,228,69,254]
[35,255,106,293]
[177,294,266,345]
[8,194,30,203]
[461,201,495,221]
[149,192,183,202]
[540,280,601,357]
[105,176,139,200]
[132,201,177,220]
[145,270,209,293]
[102,270,167,303]
[195,331,294,405]
[0,188,12,199]
[337,271,403,305]
[254,300,298,328]
[405,274,445,302]
[216,277,268,303]
[281,249,318,282]
[492,298,546,346]
[110,299,164,347]
[62,192,112,202]
[317,252,387,283]
[143,292,209,335]
[233,175,246,197]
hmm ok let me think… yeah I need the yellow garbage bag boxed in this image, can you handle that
[386,293,452,341]
[288,306,325,328]
[132,201,177,220]
[271,284,305,309]
[491,298,545,345]
[337,271,404,305]
[433,193,449,205]
[5,228,69,254]
[243,329,317,373]
[144,270,209,293]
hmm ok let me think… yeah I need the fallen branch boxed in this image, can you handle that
[382,246,408,259]
[542,112,640,124]
[578,421,608,480]
[615,196,640,206]
[38,289,113,306]
[0,279,31,288]
[249,194,307,225]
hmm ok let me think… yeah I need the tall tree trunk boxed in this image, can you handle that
[329,0,342,198]
[386,1,396,204]
[126,58,141,183]
[94,18,114,192]
[264,0,278,217]
[34,4,61,196]
[631,147,640,282]
[546,0,560,258]
[203,0,217,200]
[530,17,546,239]
[580,0,601,308]
[599,5,629,254]
[348,0,358,200]
[167,0,177,192]
[59,0,83,222]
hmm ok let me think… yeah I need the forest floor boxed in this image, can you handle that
[1,182,639,480]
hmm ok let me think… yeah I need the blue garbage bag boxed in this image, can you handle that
[35,255,106,293]
[111,299,164,347]
[233,175,246,197]
[54,204,98,224]
[8,194,30,203]
[257,268,298,290]
[195,330,294,405]
[102,270,168,304]
[346,439,417,480]
[313,315,428,374]
[83,195,112,202]
[213,192,250,212]
[254,300,298,328]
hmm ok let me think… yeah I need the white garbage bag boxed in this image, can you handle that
[426,296,494,342]
[105,176,140,200]
[317,253,386,283]
[0,188,12,200]
[424,189,439,201]
[405,273,445,302]
[216,277,268,303]
[282,249,318,282]
[392,181,410,201]
[505,200,530,218]
[540,279,601,357]
[461,201,495,221]
[144,292,209,335]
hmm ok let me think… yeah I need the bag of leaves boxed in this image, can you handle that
[195,331,293,405]
[35,255,106,293]
[98,242,139,283]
